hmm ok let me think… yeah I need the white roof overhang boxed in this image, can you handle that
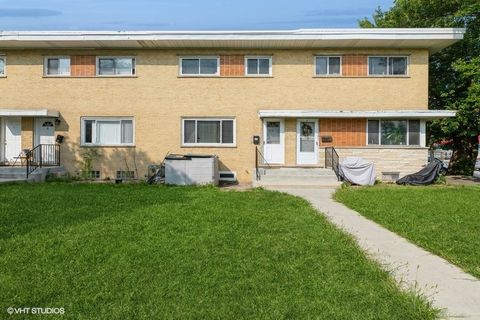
[0,109,59,117]
[0,28,465,53]
[258,110,456,119]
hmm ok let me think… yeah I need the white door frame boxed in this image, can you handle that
[263,118,285,164]
[3,117,22,162]
[0,118,4,162]
[296,118,319,165]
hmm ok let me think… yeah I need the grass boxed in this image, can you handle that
[335,185,480,278]
[0,183,438,319]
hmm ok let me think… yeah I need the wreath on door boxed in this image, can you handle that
[302,123,313,136]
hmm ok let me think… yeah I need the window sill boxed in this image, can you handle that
[81,144,136,148]
[313,76,411,79]
[334,146,427,149]
[43,75,138,78]
[181,144,237,148]
[178,75,220,78]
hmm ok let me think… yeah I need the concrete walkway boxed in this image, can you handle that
[269,187,480,320]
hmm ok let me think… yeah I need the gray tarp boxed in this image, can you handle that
[339,157,376,186]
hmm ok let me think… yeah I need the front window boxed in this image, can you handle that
[44,57,70,76]
[368,119,421,146]
[315,56,341,76]
[180,57,219,76]
[97,57,135,76]
[0,56,5,76]
[81,117,134,146]
[245,56,272,76]
[182,118,235,146]
[368,56,408,76]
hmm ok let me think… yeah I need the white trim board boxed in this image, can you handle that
[258,110,456,119]
[0,109,59,117]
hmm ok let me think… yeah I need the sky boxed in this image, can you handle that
[0,0,394,30]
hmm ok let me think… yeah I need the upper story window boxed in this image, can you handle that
[81,117,134,146]
[368,56,408,76]
[245,56,272,76]
[315,56,341,76]
[97,57,136,76]
[44,57,70,76]
[0,56,5,76]
[368,119,421,146]
[179,56,220,76]
[182,118,235,146]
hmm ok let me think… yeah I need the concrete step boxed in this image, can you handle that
[0,178,26,184]
[0,166,66,182]
[262,168,336,177]
[253,167,341,188]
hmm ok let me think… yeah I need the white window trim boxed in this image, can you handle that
[179,56,220,77]
[44,56,71,77]
[80,116,135,147]
[366,119,425,147]
[367,55,409,77]
[181,118,236,147]
[96,56,136,77]
[314,56,342,77]
[0,55,6,77]
[244,56,273,77]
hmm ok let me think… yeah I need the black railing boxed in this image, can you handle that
[325,147,341,181]
[26,144,60,178]
[255,146,271,181]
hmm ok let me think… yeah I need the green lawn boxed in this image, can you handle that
[0,183,437,319]
[335,185,480,278]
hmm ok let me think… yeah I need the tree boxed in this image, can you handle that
[359,0,480,175]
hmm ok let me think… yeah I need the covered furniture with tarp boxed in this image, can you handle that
[396,158,445,185]
[339,157,376,186]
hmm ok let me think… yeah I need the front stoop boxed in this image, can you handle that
[253,167,342,188]
[0,166,66,183]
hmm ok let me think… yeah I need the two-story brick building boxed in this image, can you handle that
[0,28,464,183]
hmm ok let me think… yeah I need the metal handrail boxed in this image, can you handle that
[325,146,341,181]
[255,146,271,181]
[26,144,60,178]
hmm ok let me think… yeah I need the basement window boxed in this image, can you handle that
[44,56,71,76]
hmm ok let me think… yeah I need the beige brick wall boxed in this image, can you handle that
[330,147,429,180]
[0,48,429,182]
[21,117,34,150]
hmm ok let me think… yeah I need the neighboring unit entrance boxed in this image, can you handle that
[296,119,319,165]
[263,119,285,164]
[3,117,22,162]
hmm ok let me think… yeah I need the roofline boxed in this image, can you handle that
[0,28,465,40]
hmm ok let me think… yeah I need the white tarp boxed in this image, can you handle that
[339,157,376,186]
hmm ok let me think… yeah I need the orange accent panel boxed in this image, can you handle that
[320,118,366,147]
[220,55,245,77]
[342,55,367,77]
[71,56,96,77]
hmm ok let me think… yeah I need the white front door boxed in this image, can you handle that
[35,118,56,164]
[3,117,22,162]
[297,119,319,165]
[263,119,285,164]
